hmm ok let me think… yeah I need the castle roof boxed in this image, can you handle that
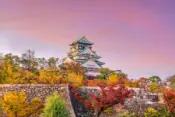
[81,59,101,69]
[95,60,105,65]
[70,36,93,45]
[79,47,96,56]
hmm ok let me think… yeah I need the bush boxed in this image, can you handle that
[43,92,69,117]
[118,112,137,117]
[144,108,159,117]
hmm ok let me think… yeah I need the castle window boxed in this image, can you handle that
[79,44,85,50]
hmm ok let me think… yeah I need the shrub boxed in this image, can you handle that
[117,111,137,117]
[104,107,115,115]
[144,108,159,117]
[43,92,69,117]
[157,106,170,117]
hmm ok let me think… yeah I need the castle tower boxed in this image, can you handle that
[63,36,105,76]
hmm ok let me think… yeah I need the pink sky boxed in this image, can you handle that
[0,0,175,79]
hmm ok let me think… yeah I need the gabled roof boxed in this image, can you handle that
[79,47,96,56]
[96,61,105,65]
[71,36,93,45]
[81,59,101,69]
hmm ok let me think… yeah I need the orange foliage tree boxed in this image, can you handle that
[138,77,149,88]
[86,79,106,87]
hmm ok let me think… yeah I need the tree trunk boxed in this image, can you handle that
[15,112,18,117]
[94,110,101,117]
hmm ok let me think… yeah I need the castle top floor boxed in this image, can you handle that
[69,36,94,50]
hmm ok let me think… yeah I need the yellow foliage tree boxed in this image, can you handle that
[0,91,43,117]
[8,68,38,84]
[67,73,83,87]
[0,61,13,83]
[149,83,159,93]
[0,58,38,84]
[39,69,62,84]
[107,74,118,85]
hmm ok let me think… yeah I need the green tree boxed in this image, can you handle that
[37,57,47,70]
[117,72,127,79]
[97,68,114,80]
[167,74,175,88]
[43,93,69,117]
[149,76,161,83]
[47,57,59,69]
[21,50,38,73]
[4,53,20,71]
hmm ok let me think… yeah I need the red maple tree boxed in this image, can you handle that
[71,84,134,117]
[163,89,175,112]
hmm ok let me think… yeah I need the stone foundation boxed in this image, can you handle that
[0,85,163,117]
[0,84,75,117]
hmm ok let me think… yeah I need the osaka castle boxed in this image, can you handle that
[63,36,105,76]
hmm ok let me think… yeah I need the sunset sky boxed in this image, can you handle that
[0,0,175,79]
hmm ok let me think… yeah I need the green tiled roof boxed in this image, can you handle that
[81,59,101,69]
[79,47,97,56]
[71,36,93,45]
[96,61,105,65]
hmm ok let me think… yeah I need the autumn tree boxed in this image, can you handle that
[8,68,39,84]
[0,60,10,83]
[163,89,175,116]
[39,69,62,84]
[67,72,83,87]
[4,53,20,69]
[148,83,160,93]
[61,63,85,75]
[0,53,21,83]
[107,74,119,86]
[0,91,43,117]
[0,56,38,84]
[71,85,134,117]
[59,63,85,83]
[138,77,149,88]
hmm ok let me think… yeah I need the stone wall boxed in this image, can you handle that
[0,85,163,117]
[0,84,75,117]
